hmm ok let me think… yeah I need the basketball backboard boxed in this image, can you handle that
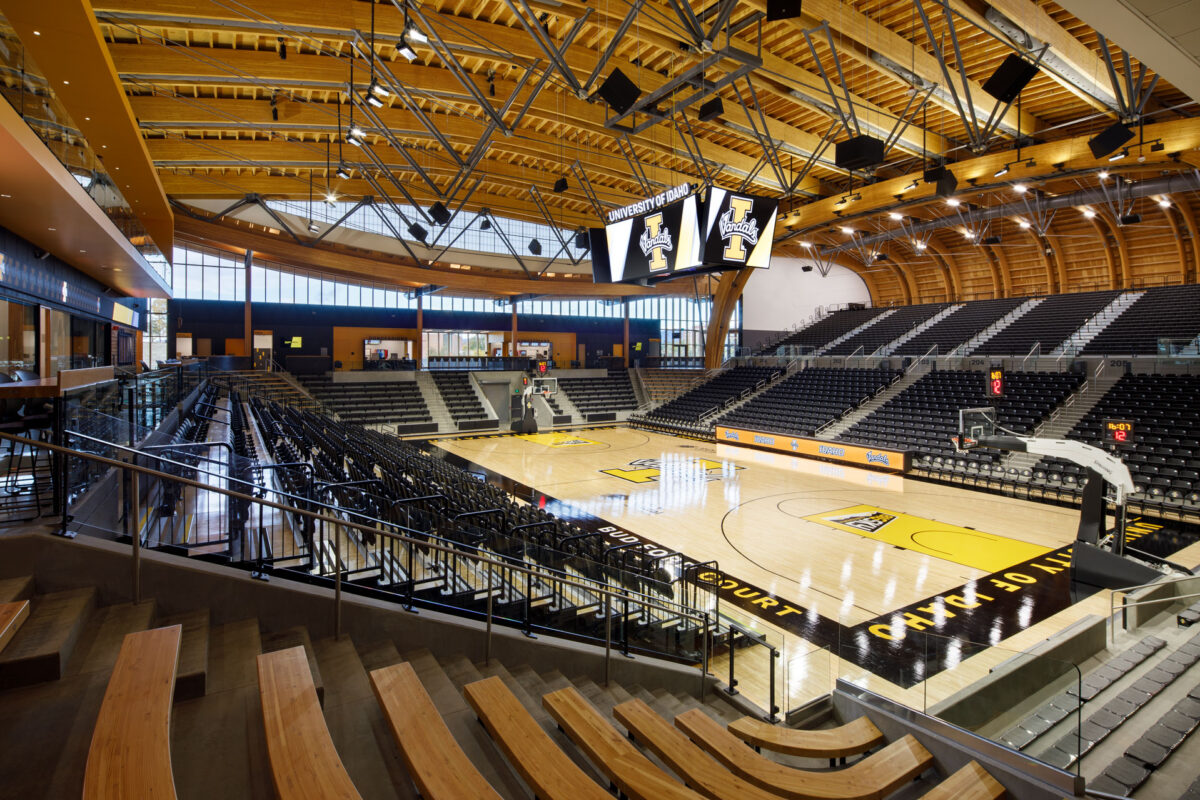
[956,407,997,451]
[533,377,558,396]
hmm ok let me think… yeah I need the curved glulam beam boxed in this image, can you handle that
[1170,194,1200,284]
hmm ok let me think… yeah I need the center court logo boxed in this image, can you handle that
[601,457,744,484]
[638,212,673,272]
[821,510,897,534]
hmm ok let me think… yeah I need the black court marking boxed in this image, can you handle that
[424,440,1200,688]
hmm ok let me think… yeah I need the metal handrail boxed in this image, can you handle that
[1108,572,1200,641]
[32,430,711,686]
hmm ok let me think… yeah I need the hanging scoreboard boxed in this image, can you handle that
[590,185,778,284]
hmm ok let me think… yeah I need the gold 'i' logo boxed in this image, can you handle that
[723,196,754,261]
[645,213,668,271]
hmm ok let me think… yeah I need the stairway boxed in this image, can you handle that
[813,308,896,356]
[708,362,804,426]
[956,297,1043,355]
[817,364,930,439]
[879,304,963,355]
[1052,291,1143,356]
[413,371,452,433]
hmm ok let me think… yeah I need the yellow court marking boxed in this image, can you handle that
[803,504,1051,572]
[518,432,602,447]
[601,456,744,484]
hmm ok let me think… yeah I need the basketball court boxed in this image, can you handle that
[431,426,1200,710]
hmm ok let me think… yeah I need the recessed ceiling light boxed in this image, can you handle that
[1158,197,1171,208]
[79,249,86,253]
[840,226,854,235]
[32,30,40,36]
[0,194,10,199]
[48,226,56,231]
[112,268,122,272]
[888,212,903,221]
[84,116,90,121]
[1018,220,1031,229]
[946,198,961,207]
[63,80,69,85]
[1013,183,1027,194]
[1098,171,1109,180]
[1082,208,1096,218]
[799,241,812,248]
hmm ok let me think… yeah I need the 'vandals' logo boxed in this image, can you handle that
[601,457,744,484]
[821,510,897,534]
[639,212,673,272]
[719,196,759,262]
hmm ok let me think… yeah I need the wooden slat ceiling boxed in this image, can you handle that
[14,0,1199,289]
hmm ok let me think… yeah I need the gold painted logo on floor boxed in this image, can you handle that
[602,456,744,484]
[518,432,601,447]
[804,504,1050,572]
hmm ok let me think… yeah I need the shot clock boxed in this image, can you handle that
[1104,419,1135,447]
[985,367,1005,398]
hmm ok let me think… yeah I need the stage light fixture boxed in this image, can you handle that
[346,126,364,147]
[1082,208,1096,219]
[1108,149,1128,162]
[398,41,418,61]
[325,193,338,205]
[370,79,391,98]
[1151,141,1166,152]
[308,221,320,233]
[405,23,429,45]
[993,165,1010,178]
[366,92,383,108]
[913,240,926,250]
[336,164,351,180]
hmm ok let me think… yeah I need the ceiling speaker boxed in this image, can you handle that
[923,165,947,183]
[697,96,724,122]
[981,55,1039,104]
[935,170,958,197]
[429,202,451,225]
[408,223,428,244]
[597,68,640,115]
[1089,122,1135,159]
[766,0,803,21]
[834,134,885,170]
[1119,213,1142,225]
[574,229,589,250]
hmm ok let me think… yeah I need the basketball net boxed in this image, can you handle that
[952,435,976,453]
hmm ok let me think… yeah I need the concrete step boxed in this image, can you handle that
[65,599,157,676]
[261,625,323,705]
[355,639,403,673]
[0,587,96,689]
[171,618,273,800]
[160,608,210,702]
[0,575,35,603]
[205,618,262,694]
[316,636,410,800]
[402,648,524,800]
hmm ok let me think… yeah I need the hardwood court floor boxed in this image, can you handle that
[433,426,1137,712]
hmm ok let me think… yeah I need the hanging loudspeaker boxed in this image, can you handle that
[429,202,451,225]
[834,135,885,170]
[766,0,803,21]
[981,54,1039,104]
[697,97,724,122]
[935,170,958,197]
[597,68,641,114]
[528,238,542,256]
[1088,122,1135,159]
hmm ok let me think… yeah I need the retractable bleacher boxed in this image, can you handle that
[717,367,900,437]
[969,290,1120,356]
[824,303,951,356]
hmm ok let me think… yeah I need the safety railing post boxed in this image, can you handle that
[769,646,779,723]
[131,469,141,605]
[334,524,342,639]
[485,559,494,665]
[604,592,612,686]
[728,626,738,695]
[700,612,709,699]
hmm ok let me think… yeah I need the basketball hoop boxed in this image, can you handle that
[953,435,977,453]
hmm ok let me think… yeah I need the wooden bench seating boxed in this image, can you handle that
[82,624,181,800]
[541,685,707,800]
[921,761,1005,800]
[257,645,362,799]
[613,698,801,800]
[728,714,884,760]
[0,600,30,653]
[461,675,610,800]
[371,663,503,799]
[675,707,932,800]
